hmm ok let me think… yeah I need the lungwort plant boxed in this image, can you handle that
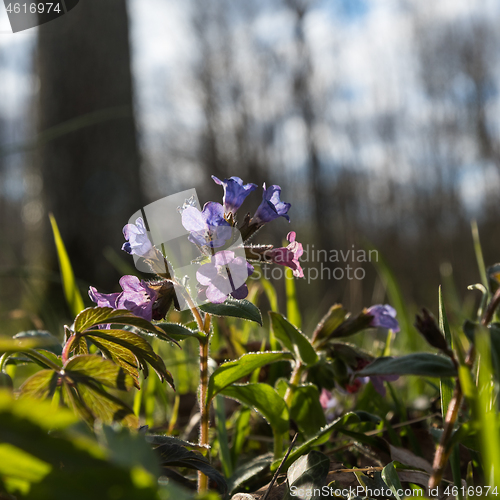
[1,179,500,500]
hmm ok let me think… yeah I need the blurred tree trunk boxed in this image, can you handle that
[36,0,143,292]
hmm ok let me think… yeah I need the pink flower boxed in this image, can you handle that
[265,231,304,278]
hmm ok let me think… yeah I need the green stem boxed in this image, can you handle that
[26,349,63,372]
[284,361,305,407]
[273,432,283,461]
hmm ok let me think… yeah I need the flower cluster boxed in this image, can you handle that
[89,175,303,315]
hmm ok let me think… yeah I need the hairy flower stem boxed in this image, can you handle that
[198,335,210,492]
[429,287,500,490]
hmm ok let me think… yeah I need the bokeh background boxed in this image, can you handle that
[1,0,499,336]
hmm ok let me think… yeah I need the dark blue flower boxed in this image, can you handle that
[367,304,400,332]
[181,202,233,248]
[122,217,156,259]
[89,275,158,322]
[196,250,254,303]
[212,176,258,214]
[252,184,291,225]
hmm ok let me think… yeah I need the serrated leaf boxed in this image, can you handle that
[83,329,174,388]
[269,312,318,366]
[312,305,347,343]
[207,351,293,403]
[13,331,62,355]
[68,380,138,427]
[155,323,201,341]
[65,355,135,391]
[200,297,262,325]
[221,383,289,434]
[19,370,59,399]
[74,307,177,343]
[382,462,403,500]
[156,442,227,495]
[357,353,457,378]
[271,413,360,471]
[283,451,330,500]
[289,384,327,438]
[89,336,140,387]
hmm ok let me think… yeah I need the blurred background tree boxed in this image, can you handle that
[0,0,499,334]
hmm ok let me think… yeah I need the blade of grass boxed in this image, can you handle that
[214,395,233,478]
[285,268,301,330]
[49,214,85,317]
[471,220,488,289]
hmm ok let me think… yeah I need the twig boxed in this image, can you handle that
[261,433,298,500]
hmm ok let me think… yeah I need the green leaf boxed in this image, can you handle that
[283,451,330,500]
[381,462,403,500]
[155,323,201,341]
[357,353,457,378]
[227,453,272,495]
[271,413,360,471]
[64,380,138,427]
[322,311,373,340]
[64,355,135,391]
[49,214,85,317]
[285,267,302,329]
[207,351,293,403]
[289,384,327,438]
[74,307,177,343]
[83,329,174,387]
[0,337,60,353]
[19,370,59,399]
[24,350,63,369]
[221,383,289,434]
[156,442,227,495]
[0,444,52,483]
[311,305,347,343]
[13,331,62,356]
[269,312,318,366]
[200,297,262,325]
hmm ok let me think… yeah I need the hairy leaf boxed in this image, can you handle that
[269,312,318,366]
[357,353,457,378]
[207,351,293,403]
[312,305,347,343]
[289,384,327,438]
[155,323,201,341]
[200,297,262,325]
[283,451,330,500]
[221,383,289,434]
[156,442,227,495]
[271,413,360,471]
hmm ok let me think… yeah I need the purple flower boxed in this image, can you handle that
[212,176,257,214]
[181,202,233,248]
[122,217,156,259]
[367,304,400,333]
[89,275,158,322]
[363,374,399,397]
[265,231,304,278]
[196,250,254,304]
[252,184,291,226]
